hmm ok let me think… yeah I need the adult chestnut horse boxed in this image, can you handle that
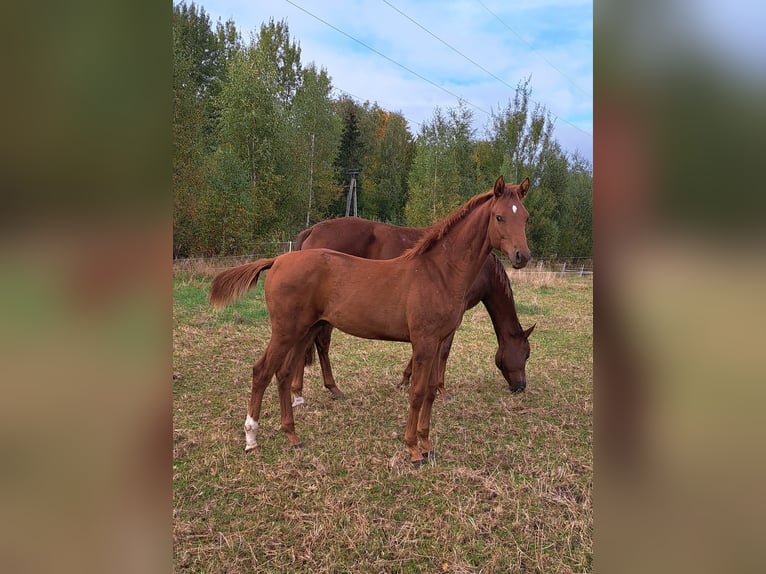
[290,219,534,406]
[210,176,531,464]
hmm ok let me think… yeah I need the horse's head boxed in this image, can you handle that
[488,176,531,269]
[495,323,535,393]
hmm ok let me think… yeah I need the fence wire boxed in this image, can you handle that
[173,242,593,275]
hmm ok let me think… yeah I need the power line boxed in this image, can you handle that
[381,0,510,90]
[475,0,592,99]
[284,0,590,138]
[283,0,490,116]
[381,0,591,136]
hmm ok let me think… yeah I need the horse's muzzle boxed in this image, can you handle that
[509,379,526,393]
[512,249,530,269]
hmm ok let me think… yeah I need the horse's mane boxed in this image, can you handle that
[488,252,524,337]
[294,227,311,250]
[402,190,494,259]
[488,252,513,301]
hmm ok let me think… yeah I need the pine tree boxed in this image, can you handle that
[331,99,364,215]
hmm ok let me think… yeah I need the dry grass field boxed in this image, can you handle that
[173,261,592,573]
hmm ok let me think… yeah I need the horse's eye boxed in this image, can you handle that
[495,215,504,223]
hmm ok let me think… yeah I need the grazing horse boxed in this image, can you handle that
[290,218,534,406]
[210,176,531,464]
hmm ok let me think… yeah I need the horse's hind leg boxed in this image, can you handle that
[245,338,292,452]
[290,351,308,407]
[276,359,303,448]
[290,322,343,405]
[245,354,276,452]
[315,323,344,399]
[276,331,322,448]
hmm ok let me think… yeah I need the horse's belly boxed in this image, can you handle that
[323,299,409,342]
[338,317,409,342]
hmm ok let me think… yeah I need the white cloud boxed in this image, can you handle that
[198,0,592,161]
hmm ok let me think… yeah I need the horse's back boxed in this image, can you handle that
[299,218,378,257]
[299,217,423,260]
[267,248,404,301]
[370,224,422,259]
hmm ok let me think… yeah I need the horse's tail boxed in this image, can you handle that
[209,257,276,310]
[293,226,312,251]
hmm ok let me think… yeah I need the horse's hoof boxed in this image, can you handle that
[291,442,304,450]
[421,449,435,460]
[331,392,346,400]
[411,458,427,468]
[244,444,259,454]
[292,396,306,407]
[441,393,453,402]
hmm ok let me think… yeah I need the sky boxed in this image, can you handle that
[196,0,593,164]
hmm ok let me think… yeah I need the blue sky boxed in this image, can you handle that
[195,0,593,163]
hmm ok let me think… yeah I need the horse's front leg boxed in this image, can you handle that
[404,340,439,464]
[417,350,442,460]
[401,333,452,395]
[436,332,455,400]
[399,358,413,390]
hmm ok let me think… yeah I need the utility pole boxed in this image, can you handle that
[305,133,315,227]
[345,168,360,217]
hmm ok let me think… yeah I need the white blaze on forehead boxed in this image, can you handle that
[512,204,518,214]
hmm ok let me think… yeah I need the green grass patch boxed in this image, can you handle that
[173,275,268,326]
[174,271,592,572]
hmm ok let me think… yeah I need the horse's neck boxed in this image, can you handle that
[423,201,493,293]
[482,274,523,338]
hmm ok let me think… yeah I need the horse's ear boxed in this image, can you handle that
[518,177,530,199]
[493,175,506,197]
[524,323,536,338]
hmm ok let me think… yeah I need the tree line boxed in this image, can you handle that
[173,2,592,258]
